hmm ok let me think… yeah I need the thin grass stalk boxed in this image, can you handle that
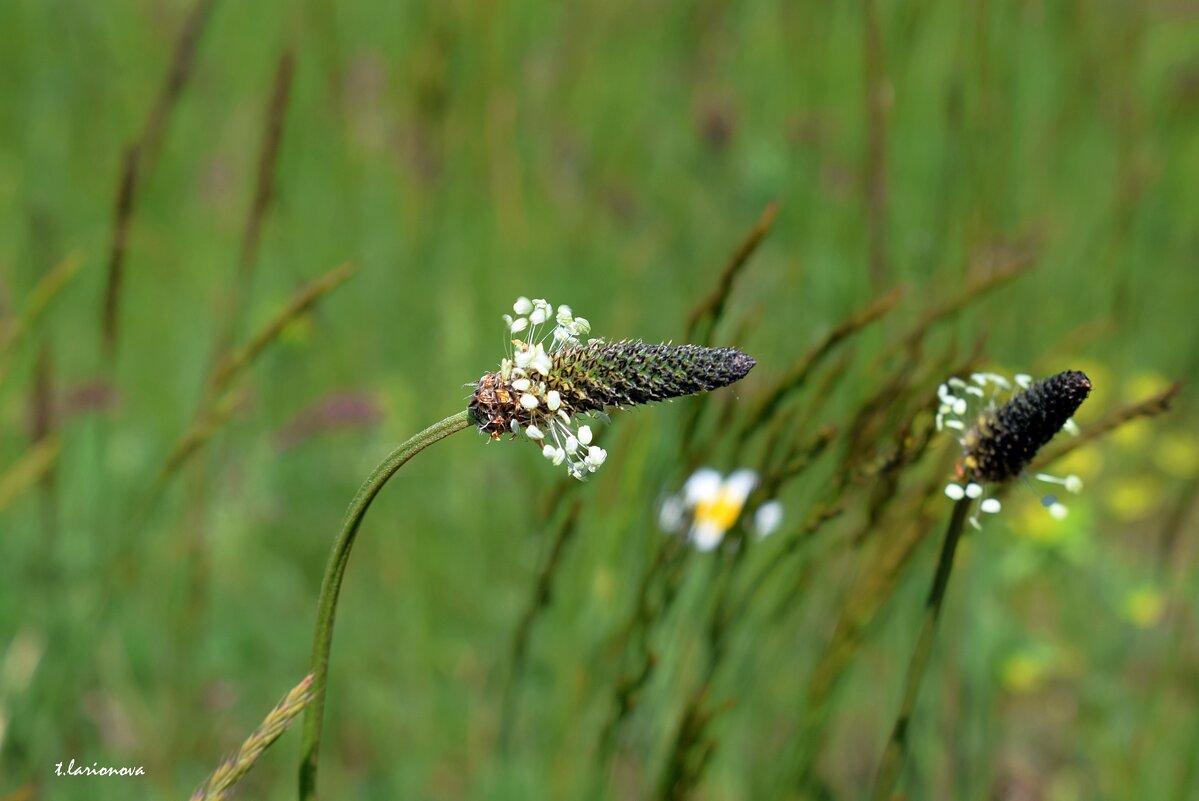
[863,0,889,290]
[101,148,139,358]
[0,436,60,513]
[870,497,972,801]
[0,252,84,390]
[498,498,583,750]
[209,262,355,394]
[298,410,472,801]
[193,673,315,801]
[138,0,217,169]
[684,201,780,345]
[741,288,902,438]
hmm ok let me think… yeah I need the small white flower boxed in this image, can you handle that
[529,344,552,376]
[577,425,593,445]
[511,378,531,392]
[584,446,607,470]
[1048,502,1068,520]
[980,498,1002,514]
[965,483,983,499]
[945,483,966,501]
[520,393,540,410]
[514,296,533,315]
[525,425,544,441]
[662,467,778,552]
[509,317,529,334]
[546,390,561,411]
[542,444,557,460]
[565,435,579,453]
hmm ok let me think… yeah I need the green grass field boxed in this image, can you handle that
[2,2,1198,799]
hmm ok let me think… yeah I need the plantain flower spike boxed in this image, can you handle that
[936,370,1092,527]
[470,296,756,479]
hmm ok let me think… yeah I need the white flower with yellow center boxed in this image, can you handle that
[658,468,783,551]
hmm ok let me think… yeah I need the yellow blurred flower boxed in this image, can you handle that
[1156,435,1199,478]
[1124,371,1173,404]
[1001,652,1048,694]
[1012,497,1068,544]
[1122,586,1166,629]
[1054,444,1103,481]
[1104,476,1164,521]
[1110,418,1151,451]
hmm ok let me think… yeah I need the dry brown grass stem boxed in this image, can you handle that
[742,288,904,438]
[191,673,315,801]
[101,0,218,358]
[209,262,355,395]
[0,251,84,381]
[238,49,296,278]
[685,201,780,345]
[0,436,60,513]
[863,0,889,291]
[880,248,1035,362]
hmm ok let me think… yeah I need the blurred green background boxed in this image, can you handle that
[1,1,1197,799]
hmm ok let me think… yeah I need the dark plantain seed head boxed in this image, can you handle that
[470,296,757,480]
[960,370,1091,483]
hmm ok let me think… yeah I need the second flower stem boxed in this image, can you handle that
[298,409,472,801]
[871,496,972,801]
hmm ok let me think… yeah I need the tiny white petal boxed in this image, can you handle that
[691,521,724,552]
[510,419,521,434]
[948,377,968,389]
[552,447,567,466]
[938,384,953,402]
[980,498,1001,514]
[511,378,531,391]
[1064,475,1083,494]
[546,390,561,411]
[685,468,724,506]
[565,435,579,453]
[944,484,966,501]
[514,296,533,315]
[509,317,529,334]
[520,393,540,409]
[514,349,533,368]
[577,425,593,445]
[525,425,544,441]
[542,444,557,460]
[753,500,784,537]
[953,398,968,415]
[965,386,985,397]
[945,419,966,431]
[965,483,983,499]
[1063,419,1081,436]
[530,308,548,325]
[586,446,607,467]
[724,469,759,505]
[1048,502,1069,520]
[557,410,572,426]
[1015,373,1033,388]
[659,496,686,532]
[573,317,591,335]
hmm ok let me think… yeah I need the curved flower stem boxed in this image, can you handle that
[298,410,472,801]
[870,496,972,801]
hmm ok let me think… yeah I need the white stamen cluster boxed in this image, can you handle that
[500,297,607,479]
[937,371,1083,529]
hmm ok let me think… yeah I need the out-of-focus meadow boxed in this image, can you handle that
[2,2,1198,799]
